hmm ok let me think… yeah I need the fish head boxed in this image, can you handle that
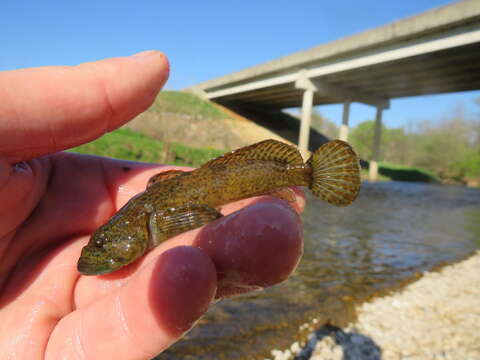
[77,222,148,275]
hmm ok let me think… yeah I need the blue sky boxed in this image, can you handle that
[1,0,478,129]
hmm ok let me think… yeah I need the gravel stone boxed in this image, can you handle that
[307,251,480,360]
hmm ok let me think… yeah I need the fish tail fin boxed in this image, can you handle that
[307,140,361,207]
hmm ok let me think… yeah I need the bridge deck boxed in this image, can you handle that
[187,0,480,179]
[190,0,480,109]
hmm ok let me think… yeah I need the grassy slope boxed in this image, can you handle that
[68,92,232,166]
[68,128,224,167]
[69,91,437,182]
[149,90,233,119]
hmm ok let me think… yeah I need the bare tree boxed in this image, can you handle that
[310,109,338,139]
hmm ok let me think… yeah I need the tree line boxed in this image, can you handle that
[310,98,480,184]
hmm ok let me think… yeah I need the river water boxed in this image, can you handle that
[158,182,480,360]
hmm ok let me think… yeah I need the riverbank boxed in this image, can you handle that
[302,251,480,360]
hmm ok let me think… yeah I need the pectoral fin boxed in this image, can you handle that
[148,204,223,247]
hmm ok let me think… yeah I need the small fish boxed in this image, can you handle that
[77,139,361,275]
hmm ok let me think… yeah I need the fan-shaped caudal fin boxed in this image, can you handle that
[202,139,304,167]
[307,140,361,207]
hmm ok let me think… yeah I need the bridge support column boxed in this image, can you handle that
[299,88,314,158]
[369,106,383,181]
[339,100,351,141]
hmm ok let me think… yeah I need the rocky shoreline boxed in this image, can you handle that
[302,251,480,360]
[269,251,480,360]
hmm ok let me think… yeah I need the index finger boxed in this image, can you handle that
[0,50,169,163]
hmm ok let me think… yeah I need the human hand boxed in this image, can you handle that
[0,51,304,359]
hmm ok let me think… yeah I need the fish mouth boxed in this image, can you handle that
[77,246,119,276]
[77,256,115,275]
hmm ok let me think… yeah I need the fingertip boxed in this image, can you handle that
[84,50,170,131]
[291,186,307,213]
[130,50,170,71]
[195,199,304,298]
[149,246,217,337]
[127,50,170,100]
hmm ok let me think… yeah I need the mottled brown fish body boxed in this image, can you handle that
[78,139,360,275]
[144,161,311,209]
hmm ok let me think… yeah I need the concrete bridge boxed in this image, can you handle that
[188,0,480,180]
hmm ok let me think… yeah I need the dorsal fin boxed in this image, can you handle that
[146,170,188,189]
[202,139,304,168]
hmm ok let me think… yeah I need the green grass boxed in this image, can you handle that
[171,142,225,166]
[68,128,225,167]
[360,161,439,182]
[149,91,233,120]
[360,169,391,182]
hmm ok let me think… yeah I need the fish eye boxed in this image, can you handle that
[94,237,104,248]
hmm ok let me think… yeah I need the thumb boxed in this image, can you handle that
[46,246,217,359]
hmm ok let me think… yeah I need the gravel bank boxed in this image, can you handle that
[304,251,480,360]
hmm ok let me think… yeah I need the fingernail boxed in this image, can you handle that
[131,50,159,58]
